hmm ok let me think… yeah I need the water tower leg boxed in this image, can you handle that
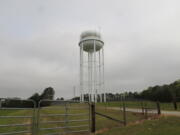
[80,43,84,102]
[80,44,82,102]
[89,52,93,102]
[99,50,102,102]
[88,52,91,102]
[102,47,106,102]
[93,40,97,103]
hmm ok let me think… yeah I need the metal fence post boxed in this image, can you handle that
[173,100,177,110]
[156,102,161,115]
[65,102,69,131]
[91,103,96,133]
[145,108,148,119]
[122,101,126,126]
[141,101,144,115]
[36,100,41,135]
[29,99,36,135]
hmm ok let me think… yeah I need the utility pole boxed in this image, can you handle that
[73,86,76,99]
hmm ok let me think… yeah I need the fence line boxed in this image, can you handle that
[0,98,162,134]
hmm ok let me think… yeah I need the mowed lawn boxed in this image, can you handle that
[97,116,180,135]
[97,101,180,111]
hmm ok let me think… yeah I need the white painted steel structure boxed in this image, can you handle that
[79,31,106,102]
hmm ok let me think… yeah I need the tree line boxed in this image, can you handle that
[105,80,180,102]
[1,87,55,108]
[140,80,180,102]
[72,80,180,102]
[1,80,180,108]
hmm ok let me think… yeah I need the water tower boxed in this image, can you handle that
[79,31,106,102]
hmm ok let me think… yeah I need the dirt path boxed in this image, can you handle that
[161,110,180,116]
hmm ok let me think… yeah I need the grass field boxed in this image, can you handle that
[97,101,180,111]
[97,116,180,135]
[95,107,147,130]
[0,109,34,134]
[0,102,179,135]
[0,102,149,135]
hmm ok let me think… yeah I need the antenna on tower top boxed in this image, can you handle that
[98,26,101,34]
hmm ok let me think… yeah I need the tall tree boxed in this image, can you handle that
[40,87,55,100]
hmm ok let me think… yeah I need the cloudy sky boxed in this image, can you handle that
[0,0,180,99]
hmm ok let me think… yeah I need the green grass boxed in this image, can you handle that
[1,102,178,135]
[95,108,145,130]
[95,103,156,130]
[97,101,180,111]
[37,103,90,135]
[160,102,180,111]
[97,116,180,135]
[0,104,90,135]
[0,102,147,135]
[0,109,34,134]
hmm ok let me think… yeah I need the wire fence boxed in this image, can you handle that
[92,99,160,133]
[0,98,164,135]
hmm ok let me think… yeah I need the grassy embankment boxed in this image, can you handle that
[97,116,180,135]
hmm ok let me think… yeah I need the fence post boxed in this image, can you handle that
[145,108,148,119]
[31,100,36,135]
[173,100,177,110]
[122,101,126,126]
[91,103,96,133]
[156,102,161,115]
[141,101,144,115]
[36,100,41,135]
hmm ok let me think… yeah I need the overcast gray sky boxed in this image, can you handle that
[0,0,180,99]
